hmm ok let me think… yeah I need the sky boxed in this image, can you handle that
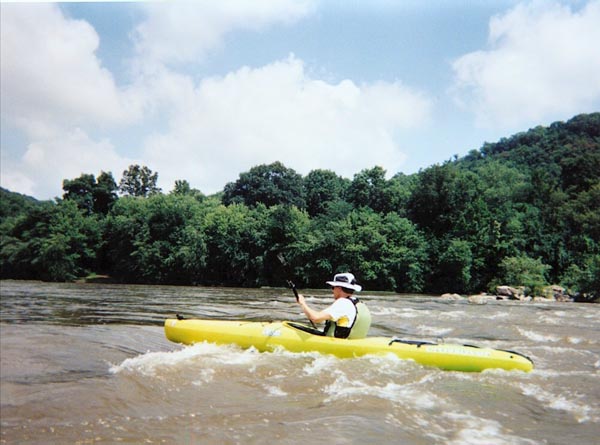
[1,0,599,200]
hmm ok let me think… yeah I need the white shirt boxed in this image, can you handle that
[323,298,357,328]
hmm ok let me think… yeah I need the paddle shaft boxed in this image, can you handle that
[279,256,318,329]
[287,280,317,329]
[287,280,300,302]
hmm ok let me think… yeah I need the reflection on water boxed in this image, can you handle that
[1,280,599,445]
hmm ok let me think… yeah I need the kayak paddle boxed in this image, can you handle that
[287,280,317,329]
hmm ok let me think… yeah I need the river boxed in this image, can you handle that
[0,280,598,444]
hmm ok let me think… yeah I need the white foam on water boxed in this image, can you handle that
[530,345,592,355]
[262,384,287,397]
[486,312,510,319]
[567,336,584,344]
[538,315,563,325]
[567,335,598,346]
[516,327,561,343]
[370,307,431,318]
[209,346,260,366]
[525,344,592,369]
[302,354,339,376]
[323,372,444,409]
[438,310,468,320]
[363,353,418,375]
[582,311,600,319]
[192,368,215,386]
[110,343,213,376]
[534,367,598,378]
[517,382,596,423]
[369,307,407,317]
[246,300,279,305]
[109,342,256,376]
[415,324,453,337]
[444,412,538,445]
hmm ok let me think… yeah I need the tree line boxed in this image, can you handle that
[1,113,598,297]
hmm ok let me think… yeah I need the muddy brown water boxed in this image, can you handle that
[1,280,598,444]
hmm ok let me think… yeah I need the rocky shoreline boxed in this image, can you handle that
[441,285,599,304]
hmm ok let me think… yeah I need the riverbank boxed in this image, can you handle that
[443,284,598,304]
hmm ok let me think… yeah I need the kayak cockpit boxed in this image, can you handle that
[284,321,325,336]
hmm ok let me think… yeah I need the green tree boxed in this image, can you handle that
[407,163,492,292]
[0,187,44,219]
[62,171,118,215]
[62,174,96,214]
[94,171,119,214]
[119,165,161,197]
[562,182,600,257]
[2,112,598,290]
[171,179,205,201]
[302,208,427,292]
[201,203,270,286]
[561,254,600,299]
[172,180,192,196]
[385,173,416,217]
[496,255,551,295]
[408,163,463,237]
[436,239,473,293]
[104,194,206,284]
[346,166,386,211]
[264,204,312,285]
[379,212,428,292]
[304,169,349,217]
[0,200,101,281]
[465,160,530,289]
[222,162,306,208]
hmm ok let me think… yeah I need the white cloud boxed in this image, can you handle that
[0,0,432,199]
[1,127,136,200]
[1,1,318,199]
[134,0,314,67]
[142,56,432,194]
[0,3,142,199]
[0,158,37,198]
[0,3,139,133]
[452,0,600,128]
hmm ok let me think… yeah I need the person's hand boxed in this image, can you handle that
[297,294,306,305]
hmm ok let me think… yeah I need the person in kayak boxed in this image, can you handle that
[297,272,371,339]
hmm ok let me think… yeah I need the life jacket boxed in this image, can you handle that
[324,296,372,339]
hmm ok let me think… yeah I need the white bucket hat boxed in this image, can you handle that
[326,272,362,292]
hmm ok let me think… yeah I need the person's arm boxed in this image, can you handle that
[297,294,332,323]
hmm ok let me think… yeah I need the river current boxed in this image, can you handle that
[0,280,598,444]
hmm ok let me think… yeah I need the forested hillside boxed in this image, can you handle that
[1,113,598,297]
[0,188,47,219]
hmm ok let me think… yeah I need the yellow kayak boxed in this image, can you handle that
[164,318,534,373]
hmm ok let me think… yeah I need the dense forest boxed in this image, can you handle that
[1,113,599,297]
